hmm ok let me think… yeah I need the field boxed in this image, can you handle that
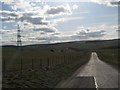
[2,39,119,88]
[97,48,119,70]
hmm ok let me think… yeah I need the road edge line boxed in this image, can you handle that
[94,76,98,90]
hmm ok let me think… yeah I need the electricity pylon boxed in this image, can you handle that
[17,24,22,47]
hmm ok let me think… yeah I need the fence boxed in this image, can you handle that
[2,54,82,75]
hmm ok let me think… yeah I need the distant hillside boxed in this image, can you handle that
[26,39,119,48]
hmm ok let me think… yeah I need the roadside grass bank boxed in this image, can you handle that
[97,48,119,71]
[3,49,90,88]
[3,39,119,88]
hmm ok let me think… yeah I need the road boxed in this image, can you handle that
[56,52,118,89]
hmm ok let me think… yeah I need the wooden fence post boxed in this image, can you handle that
[51,58,52,67]
[32,59,34,70]
[60,56,62,64]
[58,56,60,64]
[47,58,50,69]
[21,58,23,74]
[39,59,42,68]
[66,56,69,64]
[62,56,64,64]
[3,59,5,76]
[64,56,65,63]
[52,57,55,66]
[55,57,57,65]
[57,56,59,64]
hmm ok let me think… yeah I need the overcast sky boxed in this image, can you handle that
[0,0,119,45]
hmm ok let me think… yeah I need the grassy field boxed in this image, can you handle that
[97,48,119,70]
[3,53,90,88]
[2,44,91,88]
[2,39,119,88]
[2,45,89,71]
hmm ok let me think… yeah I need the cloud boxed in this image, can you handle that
[0,1,76,45]
[91,0,119,7]
[0,10,18,17]
[1,29,17,45]
[33,25,58,33]
[30,35,62,44]
[0,17,15,22]
[71,24,118,41]
[0,10,20,22]
[69,29,106,41]
[2,0,118,45]
[1,24,118,45]
[110,1,120,6]
[77,30,106,38]
[1,0,15,4]
[51,16,84,26]
[72,4,79,10]
[51,32,60,35]
[35,36,58,41]
[1,0,35,12]
[0,10,47,25]
[45,4,72,16]
[19,14,48,25]
[1,0,119,8]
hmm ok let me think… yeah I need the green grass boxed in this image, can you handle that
[2,45,91,88]
[97,48,119,70]
[3,52,90,88]
[2,39,119,88]
[2,46,88,71]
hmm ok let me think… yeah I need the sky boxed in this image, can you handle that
[0,0,119,45]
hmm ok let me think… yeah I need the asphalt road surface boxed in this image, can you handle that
[56,52,118,89]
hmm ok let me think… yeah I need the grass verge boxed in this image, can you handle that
[3,52,90,88]
[97,48,119,71]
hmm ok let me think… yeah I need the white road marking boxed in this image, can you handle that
[77,52,118,88]
[94,76,98,90]
[57,52,118,88]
